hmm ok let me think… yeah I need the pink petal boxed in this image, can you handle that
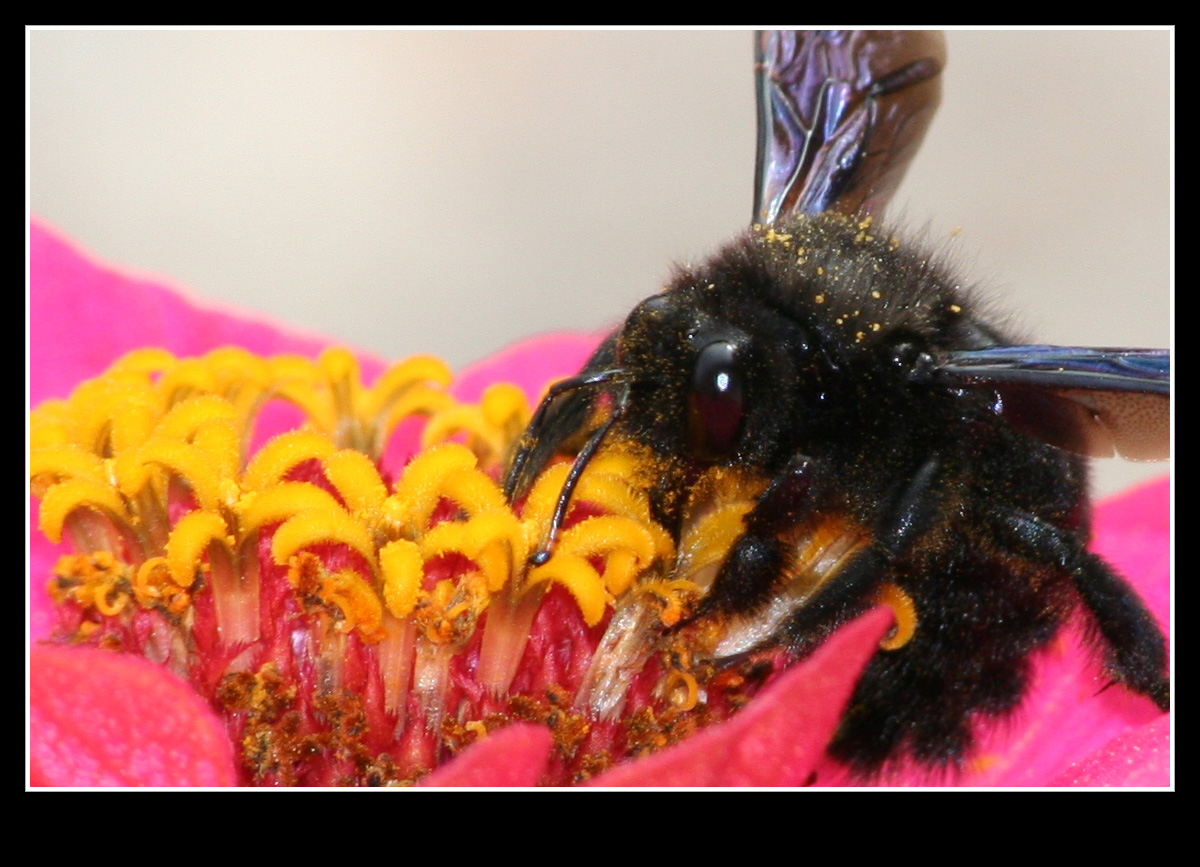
[1090,476,1171,624]
[29,645,238,787]
[451,331,602,405]
[946,477,1171,786]
[588,607,892,787]
[418,724,553,787]
[29,219,368,403]
[1049,716,1171,787]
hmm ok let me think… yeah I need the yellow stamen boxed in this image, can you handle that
[37,478,129,545]
[379,539,424,619]
[59,376,157,456]
[134,557,191,614]
[526,553,608,627]
[272,510,380,576]
[362,355,453,421]
[241,431,336,492]
[236,482,346,536]
[556,515,661,597]
[389,443,488,533]
[152,395,238,444]
[664,669,700,711]
[420,510,525,593]
[157,357,223,404]
[166,510,234,587]
[48,551,132,615]
[108,347,178,378]
[421,382,531,468]
[321,449,389,517]
[131,439,229,514]
[29,445,111,496]
[320,569,386,642]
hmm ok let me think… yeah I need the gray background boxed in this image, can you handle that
[29,29,1171,496]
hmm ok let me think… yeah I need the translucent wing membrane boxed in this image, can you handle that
[941,347,1170,460]
[753,30,945,224]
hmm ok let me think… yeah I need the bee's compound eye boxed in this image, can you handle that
[688,339,746,461]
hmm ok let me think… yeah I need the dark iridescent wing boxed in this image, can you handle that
[753,30,945,224]
[941,347,1169,393]
[939,347,1170,461]
[754,30,1169,462]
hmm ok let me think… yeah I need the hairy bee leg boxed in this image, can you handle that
[699,454,819,619]
[1074,555,1170,710]
[777,457,944,654]
[875,457,942,555]
[704,457,944,657]
[995,510,1169,711]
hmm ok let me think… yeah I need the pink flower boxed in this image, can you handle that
[28,220,1171,787]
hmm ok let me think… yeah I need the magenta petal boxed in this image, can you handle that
[451,331,603,404]
[29,646,238,787]
[418,724,553,787]
[945,476,1171,786]
[1049,716,1171,787]
[1090,476,1170,625]
[588,607,893,787]
[29,220,380,403]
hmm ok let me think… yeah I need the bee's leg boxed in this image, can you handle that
[995,510,1169,711]
[696,454,821,619]
[777,456,944,656]
[702,456,943,658]
[1076,555,1170,710]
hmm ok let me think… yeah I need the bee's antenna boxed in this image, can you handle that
[503,368,624,502]
[529,381,630,566]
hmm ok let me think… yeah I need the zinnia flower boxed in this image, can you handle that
[28,220,1171,787]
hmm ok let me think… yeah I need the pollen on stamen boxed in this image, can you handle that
[31,346,767,786]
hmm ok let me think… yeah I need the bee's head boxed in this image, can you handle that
[609,214,994,477]
[612,266,817,476]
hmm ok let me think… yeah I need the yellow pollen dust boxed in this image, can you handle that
[30,346,675,659]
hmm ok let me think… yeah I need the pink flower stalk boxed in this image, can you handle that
[28,220,1171,787]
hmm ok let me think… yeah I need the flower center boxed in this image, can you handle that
[33,346,768,785]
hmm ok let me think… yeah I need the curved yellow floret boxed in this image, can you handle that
[166,510,234,588]
[31,346,674,658]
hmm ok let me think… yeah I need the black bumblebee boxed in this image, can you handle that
[504,31,1170,774]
